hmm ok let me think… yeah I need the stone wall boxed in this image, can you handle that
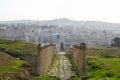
[65,45,73,54]
[72,43,86,77]
[37,44,56,75]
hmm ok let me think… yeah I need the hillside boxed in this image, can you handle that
[0,51,32,80]
[0,39,38,80]
[0,39,37,57]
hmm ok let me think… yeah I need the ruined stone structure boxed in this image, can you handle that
[36,42,86,77]
[65,45,73,54]
[72,43,86,77]
[37,44,56,75]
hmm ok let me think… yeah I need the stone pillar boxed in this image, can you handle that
[37,44,41,75]
[79,43,86,79]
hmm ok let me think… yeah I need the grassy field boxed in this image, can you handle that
[86,56,120,80]
[87,46,120,57]
[86,46,120,80]
[0,39,37,57]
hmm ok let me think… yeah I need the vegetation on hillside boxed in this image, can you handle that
[65,53,78,73]
[0,51,26,72]
[0,51,32,80]
[0,39,37,79]
[87,46,120,57]
[0,39,37,57]
[87,56,120,80]
[86,46,120,80]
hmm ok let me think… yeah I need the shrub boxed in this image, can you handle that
[99,53,114,58]
[102,71,114,77]
[68,76,82,80]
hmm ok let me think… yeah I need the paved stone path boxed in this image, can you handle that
[47,52,76,80]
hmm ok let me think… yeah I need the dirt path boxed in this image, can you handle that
[47,52,76,80]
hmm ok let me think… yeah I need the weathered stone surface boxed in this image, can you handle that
[73,43,86,77]
[47,52,76,80]
[37,44,57,75]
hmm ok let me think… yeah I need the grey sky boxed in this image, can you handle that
[0,0,120,23]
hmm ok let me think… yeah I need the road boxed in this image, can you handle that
[47,52,76,80]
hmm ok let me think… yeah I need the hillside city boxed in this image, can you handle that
[0,18,120,46]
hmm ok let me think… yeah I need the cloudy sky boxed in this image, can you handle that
[0,0,120,23]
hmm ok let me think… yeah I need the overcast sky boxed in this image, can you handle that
[0,0,120,23]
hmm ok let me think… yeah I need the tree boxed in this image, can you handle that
[111,37,120,47]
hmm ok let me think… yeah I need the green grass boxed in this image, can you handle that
[86,55,120,80]
[50,54,60,67]
[0,39,37,57]
[65,53,78,72]
[87,46,120,58]
[87,46,109,49]
[86,46,120,79]
[0,39,36,79]
[0,51,27,73]
[10,58,26,70]
[33,74,59,80]
[68,76,82,80]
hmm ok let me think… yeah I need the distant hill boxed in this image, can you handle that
[0,18,120,33]
[0,18,120,46]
